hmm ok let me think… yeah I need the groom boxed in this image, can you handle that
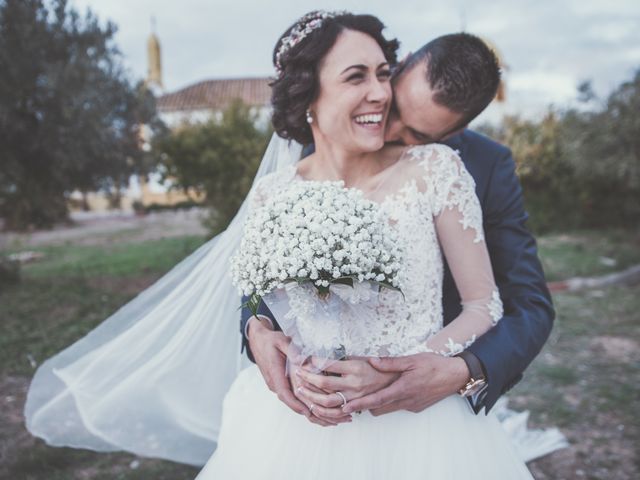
[241,32,554,424]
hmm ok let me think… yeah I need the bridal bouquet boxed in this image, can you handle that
[230,180,403,362]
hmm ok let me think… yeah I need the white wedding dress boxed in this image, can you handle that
[196,144,539,479]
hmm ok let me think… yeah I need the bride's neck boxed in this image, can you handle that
[303,141,381,188]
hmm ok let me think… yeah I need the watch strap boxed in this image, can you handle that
[456,350,486,382]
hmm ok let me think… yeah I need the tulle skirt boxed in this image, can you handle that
[196,365,534,479]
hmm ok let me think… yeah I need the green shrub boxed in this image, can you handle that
[152,100,271,234]
[478,70,640,233]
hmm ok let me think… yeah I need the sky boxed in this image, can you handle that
[72,0,640,123]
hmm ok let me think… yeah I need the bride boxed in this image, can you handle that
[24,10,562,479]
[197,11,533,479]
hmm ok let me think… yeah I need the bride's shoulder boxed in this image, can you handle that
[249,165,297,208]
[404,143,461,165]
[382,143,463,180]
[253,165,297,190]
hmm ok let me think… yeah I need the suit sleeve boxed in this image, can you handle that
[240,295,282,363]
[467,147,555,414]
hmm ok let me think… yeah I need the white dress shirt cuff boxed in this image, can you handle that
[244,315,275,339]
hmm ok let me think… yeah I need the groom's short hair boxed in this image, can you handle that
[401,33,500,128]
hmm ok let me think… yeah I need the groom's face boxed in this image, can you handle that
[384,62,464,145]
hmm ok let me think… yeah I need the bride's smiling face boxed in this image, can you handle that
[309,29,392,154]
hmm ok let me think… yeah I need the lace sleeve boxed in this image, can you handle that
[419,145,503,356]
[246,166,295,213]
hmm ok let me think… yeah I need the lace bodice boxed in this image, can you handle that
[248,144,502,358]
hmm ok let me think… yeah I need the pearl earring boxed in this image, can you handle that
[306,110,313,124]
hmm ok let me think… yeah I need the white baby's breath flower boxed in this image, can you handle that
[230,180,402,307]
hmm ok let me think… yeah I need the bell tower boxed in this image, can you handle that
[146,17,163,94]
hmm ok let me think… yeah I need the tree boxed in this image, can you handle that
[479,112,579,232]
[153,100,271,234]
[0,0,161,230]
[559,70,640,225]
[478,69,640,232]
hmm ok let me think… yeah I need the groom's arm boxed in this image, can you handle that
[342,138,554,418]
[465,142,555,413]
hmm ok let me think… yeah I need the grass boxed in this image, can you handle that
[5,235,206,278]
[512,285,640,423]
[1,227,639,479]
[1,235,206,480]
[0,236,206,378]
[536,229,640,281]
[512,285,640,479]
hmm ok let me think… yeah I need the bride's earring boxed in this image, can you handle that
[306,109,313,124]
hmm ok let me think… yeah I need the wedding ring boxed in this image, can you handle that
[335,391,347,407]
[309,403,315,413]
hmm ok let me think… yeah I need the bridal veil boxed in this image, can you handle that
[24,134,302,466]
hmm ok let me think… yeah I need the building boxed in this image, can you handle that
[157,77,271,129]
[72,27,272,212]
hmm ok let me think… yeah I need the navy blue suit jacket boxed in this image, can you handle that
[240,129,555,414]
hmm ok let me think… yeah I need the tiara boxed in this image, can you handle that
[274,10,346,78]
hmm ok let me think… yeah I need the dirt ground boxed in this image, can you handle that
[2,216,638,479]
[0,209,209,250]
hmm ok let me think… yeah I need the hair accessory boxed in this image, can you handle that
[274,10,346,78]
[305,109,313,124]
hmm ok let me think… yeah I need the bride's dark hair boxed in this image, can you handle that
[270,12,399,145]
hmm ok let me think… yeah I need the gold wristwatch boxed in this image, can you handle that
[456,350,487,398]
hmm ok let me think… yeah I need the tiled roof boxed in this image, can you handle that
[157,77,272,112]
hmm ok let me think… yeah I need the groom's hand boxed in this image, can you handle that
[341,353,469,415]
[295,357,400,411]
[247,317,336,427]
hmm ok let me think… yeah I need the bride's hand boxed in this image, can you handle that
[290,363,353,426]
[294,357,400,414]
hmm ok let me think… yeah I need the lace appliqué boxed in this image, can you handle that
[425,335,478,357]
[488,289,504,325]
[253,145,499,359]
[248,166,297,211]
[426,288,503,357]
[408,144,485,243]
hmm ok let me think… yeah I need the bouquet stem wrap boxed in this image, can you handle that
[263,281,398,372]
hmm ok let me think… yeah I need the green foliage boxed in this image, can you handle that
[479,69,640,232]
[559,72,640,226]
[480,113,579,232]
[0,0,162,230]
[152,100,271,234]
